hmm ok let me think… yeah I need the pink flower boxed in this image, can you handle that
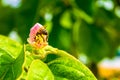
[27,23,48,48]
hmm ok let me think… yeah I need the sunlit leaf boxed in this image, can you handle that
[48,57,96,80]
[26,59,54,80]
[0,35,24,80]
[0,48,14,79]
[43,46,97,80]
[0,49,24,80]
[0,35,22,58]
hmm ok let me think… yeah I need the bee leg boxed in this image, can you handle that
[40,34,45,42]
[46,35,48,41]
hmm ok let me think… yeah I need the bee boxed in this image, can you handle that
[34,26,48,43]
[28,23,49,48]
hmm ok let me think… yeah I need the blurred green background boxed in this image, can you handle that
[0,0,120,79]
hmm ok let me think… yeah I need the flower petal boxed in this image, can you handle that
[29,23,43,42]
[27,23,48,49]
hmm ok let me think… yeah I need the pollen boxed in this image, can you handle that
[27,23,48,49]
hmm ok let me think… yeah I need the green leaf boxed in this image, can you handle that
[54,76,68,80]
[44,46,97,80]
[0,35,24,80]
[26,59,54,80]
[0,47,24,80]
[0,48,14,79]
[48,57,96,80]
[0,35,22,59]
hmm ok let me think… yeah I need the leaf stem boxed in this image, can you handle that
[44,45,80,62]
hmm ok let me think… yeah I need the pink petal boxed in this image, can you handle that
[27,23,48,48]
[29,23,43,42]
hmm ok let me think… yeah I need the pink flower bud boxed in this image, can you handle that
[27,23,48,48]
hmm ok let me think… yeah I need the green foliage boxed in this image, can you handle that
[26,59,54,80]
[78,23,111,62]
[0,0,120,79]
[48,57,95,80]
[44,47,96,80]
[0,35,24,80]
[0,0,120,63]
[75,0,93,16]
[0,35,97,80]
[0,35,22,58]
[23,45,97,80]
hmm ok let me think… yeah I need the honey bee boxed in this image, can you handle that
[34,26,48,44]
